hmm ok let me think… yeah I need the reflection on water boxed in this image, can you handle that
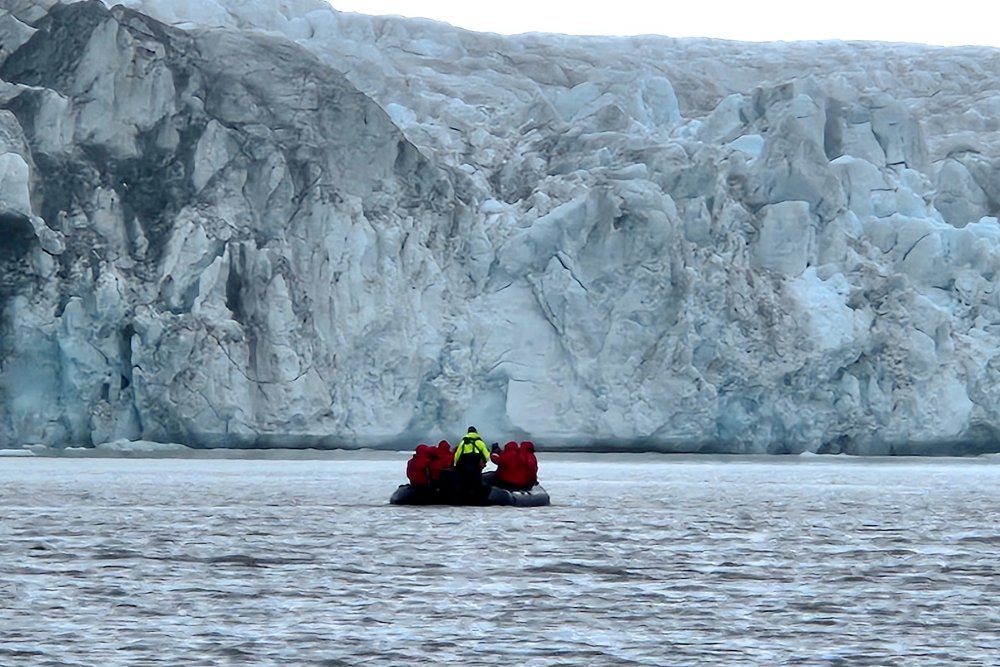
[2,454,999,666]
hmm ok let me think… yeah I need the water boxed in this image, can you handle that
[2,453,999,666]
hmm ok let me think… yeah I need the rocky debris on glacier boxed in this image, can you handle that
[0,0,999,454]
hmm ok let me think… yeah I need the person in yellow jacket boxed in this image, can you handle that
[453,426,490,467]
[453,426,491,501]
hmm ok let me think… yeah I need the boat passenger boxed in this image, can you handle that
[520,441,538,487]
[428,440,453,487]
[406,444,432,487]
[491,441,525,489]
[453,426,491,499]
[453,427,490,467]
[434,440,452,464]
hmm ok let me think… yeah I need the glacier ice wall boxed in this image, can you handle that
[1,0,1000,453]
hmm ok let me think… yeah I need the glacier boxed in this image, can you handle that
[1,0,999,454]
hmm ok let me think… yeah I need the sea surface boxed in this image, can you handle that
[2,452,999,666]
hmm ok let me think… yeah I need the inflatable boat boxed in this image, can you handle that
[390,471,550,507]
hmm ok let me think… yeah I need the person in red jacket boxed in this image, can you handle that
[406,444,432,487]
[520,441,538,487]
[491,441,524,489]
[428,440,453,487]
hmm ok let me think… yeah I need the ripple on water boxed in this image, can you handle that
[1,456,999,665]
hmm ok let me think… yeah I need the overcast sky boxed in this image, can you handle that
[328,1,998,47]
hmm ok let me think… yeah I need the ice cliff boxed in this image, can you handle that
[2,0,1000,454]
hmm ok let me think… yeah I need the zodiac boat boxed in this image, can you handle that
[390,471,550,507]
